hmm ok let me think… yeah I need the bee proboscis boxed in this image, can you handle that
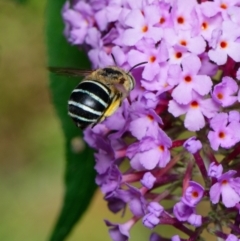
[49,62,147,129]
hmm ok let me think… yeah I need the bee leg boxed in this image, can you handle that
[92,93,122,128]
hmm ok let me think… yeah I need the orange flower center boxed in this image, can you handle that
[217,93,223,99]
[191,101,199,108]
[160,17,165,24]
[180,40,187,46]
[159,145,164,152]
[220,41,228,49]
[220,3,227,9]
[201,22,208,30]
[184,75,192,82]
[222,179,228,185]
[142,25,148,32]
[149,56,156,63]
[192,191,199,198]
[148,115,154,121]
[175,52,182,59]
[218,131,225,139]
[177,16,184,24]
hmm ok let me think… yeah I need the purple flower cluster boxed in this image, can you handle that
[62,0,240,240]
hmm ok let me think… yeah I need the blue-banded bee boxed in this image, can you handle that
[49,62,147,129]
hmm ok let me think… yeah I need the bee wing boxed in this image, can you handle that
[48,67,93,77]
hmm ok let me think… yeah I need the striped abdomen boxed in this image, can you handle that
[68,80,111,129]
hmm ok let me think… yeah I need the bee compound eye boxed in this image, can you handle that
[127,74,135,90]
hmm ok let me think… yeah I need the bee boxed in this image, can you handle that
[49,62,147,129]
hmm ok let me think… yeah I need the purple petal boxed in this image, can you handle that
[227,41,240,63]
[209,113,228,130]
[226,234,239,241]
[188,36,206,54]
[208,131,220,151]
[129,198,145,217]
[105,220,133,241]
[229,110,240,122]
[168,100,188,117]
[200,98,220,118]
[171,235,181,241]
[200,2,218,17]
[185,108,205,131]
[221,183,240,208]
[209,182,221,204]
[122,28,143,46]
[146,26,162,43]
[124,9,145,28]
[128,49,147,66]
[172,82,193,105]
[208,49,228,65]
[142,62,160,81]
[182,54,201,74]
[139,148,161,170]
[167,64,182,86]
[193,75,212,96]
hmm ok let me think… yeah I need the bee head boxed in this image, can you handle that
[126,61,147,91]
[126,73,135,91]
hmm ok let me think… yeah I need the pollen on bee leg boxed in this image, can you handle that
[71,137,85,153]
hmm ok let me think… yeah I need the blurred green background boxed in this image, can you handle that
[0,1,153,240]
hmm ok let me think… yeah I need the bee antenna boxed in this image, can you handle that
[111,53,117,66]
[128,61,148,73]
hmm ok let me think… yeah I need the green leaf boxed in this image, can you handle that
[10,0,28,4]
[45,1,97,241]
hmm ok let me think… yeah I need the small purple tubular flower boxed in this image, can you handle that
[208,113,240,151]
[170,54,213,105]
[208,21,240,65]
[212,76,238,107]
[105,219,136,241]
[173,201,194,222]
[209,169,240,208]
[237,67,240,80]
[96,164,122,194]
[225,234,239,241]
[143,202,163,229]
[183,137,202,154]
[208,163,223,179]
[147,202,164,217]
[106,195,126,214]
[229,110,240,123]
[62,1,94,45]
[149,232,162,241]
[173,201,202,227]
[188,213,202,227]
[122,6,162,46]
[182,181,204,207]
[128,107,163,140]
[126,129,172,171]
[126,184,147,217]
[171,235,181,241]
[169,92,219,131]
[140,172,156,189]
[143,213,160,229]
